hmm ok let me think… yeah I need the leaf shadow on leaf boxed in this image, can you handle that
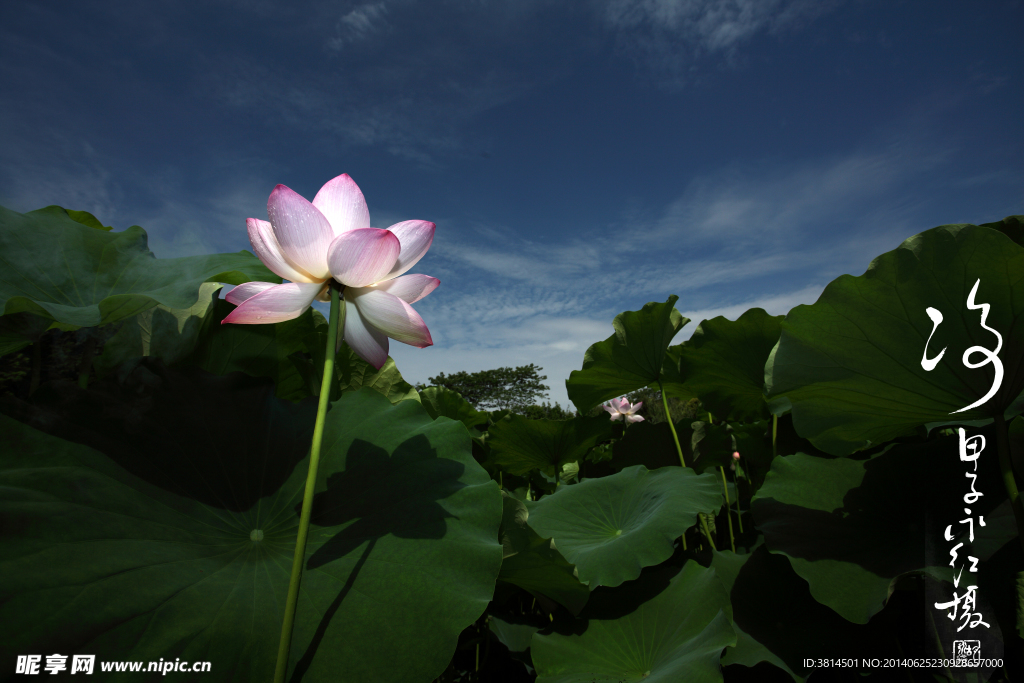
[290,436,466,680]
[306,436,464,567]
[0,357,317,511]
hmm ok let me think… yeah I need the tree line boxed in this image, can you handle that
[416,364,700,423]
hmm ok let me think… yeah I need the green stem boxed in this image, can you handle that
[699,513,717,552]
[658,381,687,468]
[994,414,1024,556]
[274,286,343,683]
[719,467,736,552]
[772,414,777,458]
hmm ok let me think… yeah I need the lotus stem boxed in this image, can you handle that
[994,414,1024,556]
[657,381,687,468]
[772,414,777,458]
[699,513,717,551]
[274,284,343,683]
[719,466,736,552]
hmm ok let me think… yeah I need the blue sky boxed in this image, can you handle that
[1,0,1021,410]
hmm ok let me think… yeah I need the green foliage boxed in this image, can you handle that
[670,307,784,422]
[0,204,277,335]
[489,413,613,477]
[766,222,1024,455]
[521,401,576,420]
[526,465,723,588]
[565,296,689,413]
[498,491,590,615]
[421,363,550,412]
[4,205,1023,681]
[531,562,735,683]
[0,385,502,683]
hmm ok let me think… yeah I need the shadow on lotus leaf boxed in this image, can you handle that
[289,436,466,682]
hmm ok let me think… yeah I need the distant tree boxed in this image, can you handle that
[521,401,576,420]
[418,364,550,413]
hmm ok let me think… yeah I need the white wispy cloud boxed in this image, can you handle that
[329,2,390,50]
[599,0,842,85]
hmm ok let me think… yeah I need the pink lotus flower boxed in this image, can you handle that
[223,174,439,369]
[732,451,740,460]
[603,397,644,423]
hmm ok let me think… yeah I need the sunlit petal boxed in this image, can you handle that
[225,281,277,305]
[350,288,432,348]
[246,218,318,283]
[343,291,390,369]
[373,274,440,304]
[382,220,435,280]
[312,173,370,237]
[267,184,334,279]
[327,228,401,287]
[221,281,321,325]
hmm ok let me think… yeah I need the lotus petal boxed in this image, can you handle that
[350,289,432,348]
[225,281,277,305]
[221,281,322,325]
[372,274,440,304]
[327,228,401,288]
[383,220,435,280]
[246,218,318,284]
[312,173,370,238]
[267,185,335,279]
[343,293,390,369]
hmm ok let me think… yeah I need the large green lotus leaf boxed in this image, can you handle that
[566,297,688,412]
[489,413,613,477]
[0,204,279,329]
[185,298,317,402]
[525,465,722,588]
[0,368,502,682]
[96,292,326,403]
[610,418,693,472]
[34,205,113,231]
[335,342,420,404]
[712,543,893,682]
[751,427,1013,623]
[980,214,1024,248]
[488,615,541,673]
[419,386,491,432]
[765,223,1024,455]
[0,211,116,356]
[498,491,590,615]
[673,308,783,422]
[531,561,735,683]
[0,312,53,357]
[93,282,223,378]
[691,420,735,473]
[289,308,419,404]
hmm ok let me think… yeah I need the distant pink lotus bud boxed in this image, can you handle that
[732,451,741,460]
[603,397,645,423]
